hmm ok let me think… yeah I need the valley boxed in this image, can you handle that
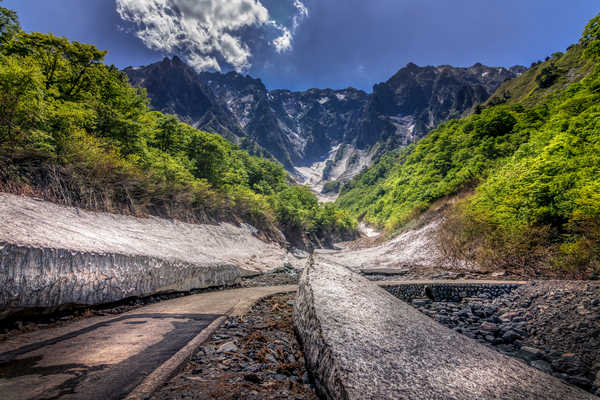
[1,2,599,400]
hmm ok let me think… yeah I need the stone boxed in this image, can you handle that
[293,261,595,400]
[502,330,521,344]
[265,354,277,363]
[412,299,432,306]
[217,341,239,353]
[567,376,593,389]
[552,353,584,375]
[519,346,544,361]
[480,322,500,333]
[531,360,553,374]
[483,305,498,316]
[302,372,310,384]
[244,373,262,384]
[499,311,519,322]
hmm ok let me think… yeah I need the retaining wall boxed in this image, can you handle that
[380,280,526,302]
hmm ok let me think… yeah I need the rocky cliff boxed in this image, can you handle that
[124,60,524,196]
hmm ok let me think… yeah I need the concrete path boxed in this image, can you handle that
[0,285,296,400]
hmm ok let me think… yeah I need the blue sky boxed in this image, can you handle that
[3,0,598,92]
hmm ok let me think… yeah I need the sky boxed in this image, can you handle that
[3,0,598,92]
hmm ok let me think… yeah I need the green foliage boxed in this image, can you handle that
[0,1,19,44]
[582,13,600,60]
[0,13,355,247]
[0,55,45,146]
[536,64,561,88]
[338,105,527,230]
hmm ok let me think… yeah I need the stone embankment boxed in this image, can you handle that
[293,260,597,400]
[0,193,303,318]
[380,280,525,302]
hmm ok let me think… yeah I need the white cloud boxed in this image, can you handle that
[116,0,309,72]
[271,0,308,52]
[272,25,292,53]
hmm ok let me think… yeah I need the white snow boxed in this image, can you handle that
[293,144,373,203]
[318,97,330,105]
[0,193,305,273]
[240,94,255,103]
[335,93,346,101]
[358,222,380,238]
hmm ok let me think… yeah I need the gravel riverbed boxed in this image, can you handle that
[410,281,600,395]
[150,293,318,400]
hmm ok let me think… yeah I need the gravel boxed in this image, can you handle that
[410,281,600,396]
[150,293,317,400]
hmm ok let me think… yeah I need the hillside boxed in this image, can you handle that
[336,14,600,277]
[0,16,356,250]
[125,60,522,196]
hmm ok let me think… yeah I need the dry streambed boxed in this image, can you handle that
[409,281,600,396]
[150,293,317,400]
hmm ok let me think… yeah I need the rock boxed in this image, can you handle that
[480,322,500,333]
[302,372,310,384]
[412,299,432,306]
[499,311,519,322]
[552,353,584,375]
[531,360,553,374]
[519,346,544,361]
[483,305,498,316]
[265,354,277,363]
[594,371,600,392]
[567,376,593,389]
[502,330,521,344]
[217,341,238,353]
[244,373,262,384]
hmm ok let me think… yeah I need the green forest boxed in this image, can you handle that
[0,4,356,248]
[337,14,600,277]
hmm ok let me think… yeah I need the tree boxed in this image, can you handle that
[582,13,600,60]
[0,55,45,146]
[187,132,229,185]
[0,1,19,44]
[153,114,187,154]
[5,32,106,98]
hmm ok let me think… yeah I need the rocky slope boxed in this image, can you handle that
[124,60,524,196]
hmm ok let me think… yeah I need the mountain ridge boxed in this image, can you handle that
[124,59,524,196]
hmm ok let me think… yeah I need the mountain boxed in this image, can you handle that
[124,59,523,196]
[351,63,526,149]
[125,56,245,144]
[336,37,599,276]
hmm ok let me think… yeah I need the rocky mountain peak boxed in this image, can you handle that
[125,58,525,199]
